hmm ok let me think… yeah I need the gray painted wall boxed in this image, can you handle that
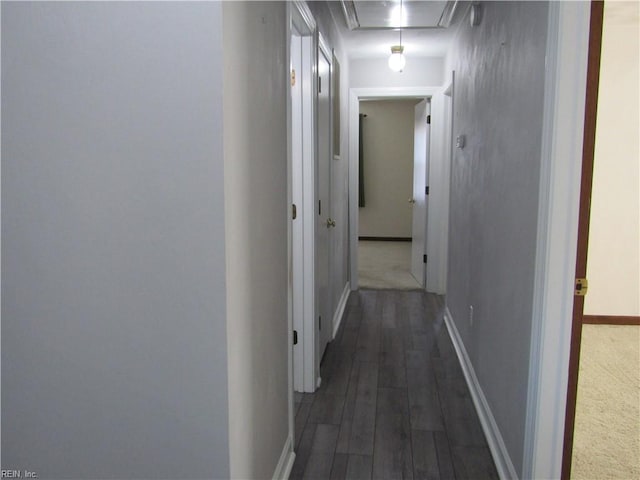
[1,3,230,478]
[350,57,444,89]
[222,2,290,478]
[445,2,549,474]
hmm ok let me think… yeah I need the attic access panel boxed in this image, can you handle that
[341,0,459,30]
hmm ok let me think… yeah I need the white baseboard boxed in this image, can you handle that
[332,282,351,340]
[443,307,518,480]
[272,434,295,480]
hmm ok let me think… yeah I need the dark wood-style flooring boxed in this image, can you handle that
[292,289,499,480]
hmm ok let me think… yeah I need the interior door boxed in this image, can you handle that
[316,44,332,376]
[410,99,430,286]
[562,2,604,477]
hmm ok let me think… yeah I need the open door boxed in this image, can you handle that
[561,1,603,477]
[410,99,430,286]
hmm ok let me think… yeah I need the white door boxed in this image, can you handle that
[424,86,452,294]
[411,99,430,286]
[316,45,332,377]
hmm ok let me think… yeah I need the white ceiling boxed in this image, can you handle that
[327,1,466,59]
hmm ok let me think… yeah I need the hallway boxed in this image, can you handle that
[1,2,608,477]
[292,289,498,479]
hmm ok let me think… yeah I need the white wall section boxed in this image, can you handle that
[584,1,640,317]
[2,3,230,478]
[223,2,290,478]
[445,2,549,475]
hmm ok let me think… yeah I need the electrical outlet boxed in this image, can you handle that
[469,305,474,326]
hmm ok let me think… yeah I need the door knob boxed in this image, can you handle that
[408,198,416,204]
[326,218,336,228]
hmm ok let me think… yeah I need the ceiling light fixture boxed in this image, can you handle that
[388,0,406,72]
[388,45,406,72]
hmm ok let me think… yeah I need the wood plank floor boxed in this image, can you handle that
[292,289,499,480]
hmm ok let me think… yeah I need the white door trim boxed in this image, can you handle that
[300,31,316,393]
[285,3,295,471]
[435,72,454,295]
[425,79,453,295]
[289,0,317,397]
[348,87,442,291]
[523,2,591,479]
[291,26,304,394]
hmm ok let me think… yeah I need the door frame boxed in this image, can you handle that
[522,2,593,479]
[432,73,454,294]
[289,1,317,395]
[348,87,447,292]
[427,73,454,294]
[560,2,604,478]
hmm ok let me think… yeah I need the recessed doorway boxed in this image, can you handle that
[357,98,424,290]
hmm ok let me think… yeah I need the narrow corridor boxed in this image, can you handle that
[292,289,498,479]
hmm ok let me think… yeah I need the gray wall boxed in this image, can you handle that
[1,3,230,478]
[222,2,290,478]
[350,57,444,89]
[445,1,549,474]
[359,100,418,238]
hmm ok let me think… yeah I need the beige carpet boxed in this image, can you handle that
[358,240,421,290]
[572,324,640,480]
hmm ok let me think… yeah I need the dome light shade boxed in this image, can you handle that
[388,45,406,72]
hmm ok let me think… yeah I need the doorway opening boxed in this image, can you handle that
[357,98,427,290]
[562,2,640,478]
[349,85,453,296]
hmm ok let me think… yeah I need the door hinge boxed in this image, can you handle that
[291,69,296,87]
[425,186,430,195]
[292,204,297,220]
[318,76,322,93]
[319,316,322,330]
[427,115,431,124]
[319,200,322,216]
[575,278,588,296]
[293,330,298,345]
[423,254,427,264]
